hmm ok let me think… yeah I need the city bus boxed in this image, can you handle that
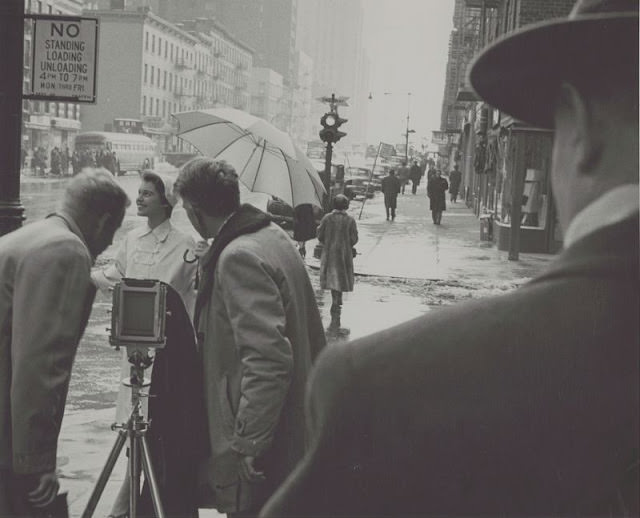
[73,131,157,175]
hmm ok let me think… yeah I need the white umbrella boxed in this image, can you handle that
[173,107,296,159]
[173,109,326,208]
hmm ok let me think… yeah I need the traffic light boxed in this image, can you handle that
[319,112,347,144]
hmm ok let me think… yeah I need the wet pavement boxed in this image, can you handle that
[16,172,556,517]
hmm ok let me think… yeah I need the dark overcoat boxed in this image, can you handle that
[261,215,639,517]
[427,175,449,211]
[380,174,400,208]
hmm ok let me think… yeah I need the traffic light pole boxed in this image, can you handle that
[323,141,333,212]
[0,0,26,236]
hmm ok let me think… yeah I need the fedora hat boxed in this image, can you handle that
[469,0,638,129]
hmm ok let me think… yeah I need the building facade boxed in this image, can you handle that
[81,6,252,153]
[441,0,574,254]
[23,0,84,162]
[249,67,285,129]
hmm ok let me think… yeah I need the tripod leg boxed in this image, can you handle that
[140,434,166,518]
[129,428,141,518]
[81,429,127,518]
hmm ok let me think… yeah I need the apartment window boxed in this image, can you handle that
[152,35,155,54]
[145,31,149,51]
[162,100,166,118]
[158,37,162,55]
[151,65,155,86]
[164,40,168,59]
[144,64,148,84]
[155,98,159,115]
[142,96,146,115]
[37,1,42,12]
[170,43,174,61]
[47,4,52,13]
[163,70,167,89]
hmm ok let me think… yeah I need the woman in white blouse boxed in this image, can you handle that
[92,171,198,518]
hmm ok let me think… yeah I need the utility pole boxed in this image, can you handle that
[0,0,26,236]
[405,93,411,163]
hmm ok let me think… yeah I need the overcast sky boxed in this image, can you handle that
[362,0,455,149]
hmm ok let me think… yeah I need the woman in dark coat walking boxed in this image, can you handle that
[427,170,449,225]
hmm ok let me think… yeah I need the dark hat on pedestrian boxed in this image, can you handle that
[468,0,638,129]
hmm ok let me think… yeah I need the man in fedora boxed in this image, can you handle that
[260,1,638,516]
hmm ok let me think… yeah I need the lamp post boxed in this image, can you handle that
[376,91,415,163]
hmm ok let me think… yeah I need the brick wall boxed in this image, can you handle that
[518,0,575,28]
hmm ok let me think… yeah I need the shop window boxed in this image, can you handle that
[496,130,552,230]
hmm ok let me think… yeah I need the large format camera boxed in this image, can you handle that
[110,278,168,350]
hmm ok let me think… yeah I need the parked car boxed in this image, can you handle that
[344,166,377,199]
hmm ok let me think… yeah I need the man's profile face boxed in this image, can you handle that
[91,207,125,258]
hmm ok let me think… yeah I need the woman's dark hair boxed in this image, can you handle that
[141,170,173,218]
[175,157,240,217]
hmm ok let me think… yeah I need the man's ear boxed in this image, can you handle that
[557,82,603,174]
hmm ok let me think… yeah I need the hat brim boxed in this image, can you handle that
[469,14,638,128]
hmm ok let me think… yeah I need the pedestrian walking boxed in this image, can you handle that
[0,170,129,517]
[293,203,317,258]
[449,165,462,202]
[409,160,422,194]
[49,147,61,176]
[427,170,448,224]
[91,171,198,518]
[397,161,410,194]
[71,150,80,176]
[317,194,359,319]
[261,1,639,516]
[381,169,401,221]
[174,157,326,518]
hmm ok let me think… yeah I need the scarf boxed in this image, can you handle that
[194,203,271,329]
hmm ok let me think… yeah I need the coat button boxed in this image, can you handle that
[236,420,245,434]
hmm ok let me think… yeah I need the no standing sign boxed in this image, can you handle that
[25,15,99,103]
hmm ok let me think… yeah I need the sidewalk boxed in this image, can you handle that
[306,189,554,285]
[56,186,556,518]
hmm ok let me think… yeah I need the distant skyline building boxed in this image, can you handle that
[150,0,298,87]
[296,0,369,146]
